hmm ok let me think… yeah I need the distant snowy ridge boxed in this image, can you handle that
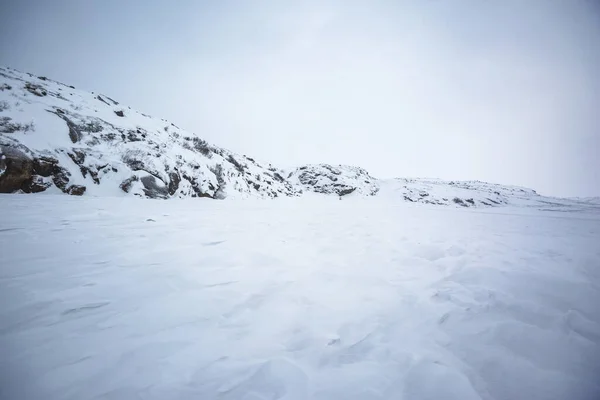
[0,66,593,210]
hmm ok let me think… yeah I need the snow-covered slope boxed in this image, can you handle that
[1,195,599,400]
[0,67,299,199]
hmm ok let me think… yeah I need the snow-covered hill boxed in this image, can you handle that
[0,67,299,199]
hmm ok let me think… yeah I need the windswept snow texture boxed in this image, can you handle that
[1,195,600,400]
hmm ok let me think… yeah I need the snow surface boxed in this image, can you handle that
[1,194,599,400]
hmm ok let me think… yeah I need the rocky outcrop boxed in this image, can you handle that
[67,185,86,196]
[0,145,86,195]
[0,146,34,192]
[288,164,379,197]
[168,171,180,195]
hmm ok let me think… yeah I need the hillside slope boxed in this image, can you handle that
[0,67,299,199]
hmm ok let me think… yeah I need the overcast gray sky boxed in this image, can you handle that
[1,0,599,197]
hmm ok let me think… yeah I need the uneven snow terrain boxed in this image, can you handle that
[1,194,599,400]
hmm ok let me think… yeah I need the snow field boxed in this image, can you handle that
[1,195,599,399]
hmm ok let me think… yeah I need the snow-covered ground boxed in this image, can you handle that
[1,195,599,400]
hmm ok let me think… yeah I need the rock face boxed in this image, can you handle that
[288,164,379,197]
[0,146,34,193]
[0,145,86,195]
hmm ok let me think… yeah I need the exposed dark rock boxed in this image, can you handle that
[25,175,52,193]
[0,116,34,133]
[227,155,245,173]
[182,173,212,198]
[466,198,475,205]
[47,111,82,143]
[0,146,33,192]
[338,187,356,197]
[168,171,180,195]
[322,165,342,175]
[33,156,59,177]
[123,156,145,171]
[140,175,169,199]
[52,166,72,192]
[192,137,211,156]
[82,167,99,184]
[120,176,139,193]
[104,95,119,105]
[68,149,86,165]
[0,147,60,194]
[210,164,226,199]
[114,110,125,117]
[65,150,98,184]
[79,120,103,133]
[126,131,142,142]
[96,95,110,106]
[67,185,86,196]
[24,82,47,96]
[453,197,468,207]
[101,132,117,141]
